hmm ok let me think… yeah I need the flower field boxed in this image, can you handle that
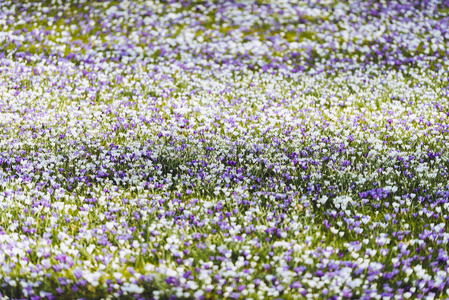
[1,0,449,299]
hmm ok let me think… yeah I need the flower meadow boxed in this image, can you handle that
[1,0,449,299]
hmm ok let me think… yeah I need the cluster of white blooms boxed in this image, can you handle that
[333,195,353,210]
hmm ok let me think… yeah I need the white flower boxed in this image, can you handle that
[333,195,352,210]
[318,195,328,204]
[122,283,144,294]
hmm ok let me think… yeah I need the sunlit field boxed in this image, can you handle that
[0,0,449,299]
